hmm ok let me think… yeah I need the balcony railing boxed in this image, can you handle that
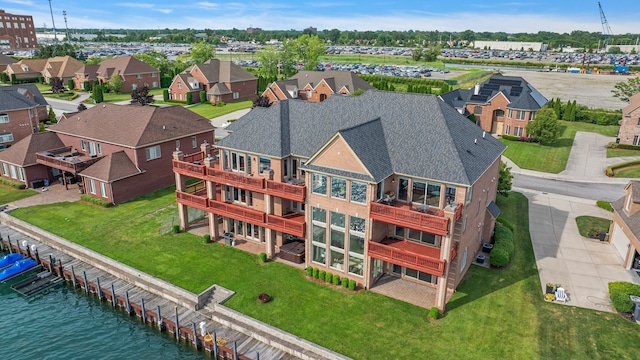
[207,168,265,191]
[369,202,449,236]
[36,147,103,174]
[173,160,206,178]
[265,179,305,202]
[208,199,266,224]
[368,239,445,276]
[176,191,208,211]
[266,213,305,237]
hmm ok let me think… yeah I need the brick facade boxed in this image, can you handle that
[0,10,38,51]
[617,93,640,145]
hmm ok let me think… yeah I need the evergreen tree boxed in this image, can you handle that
[47,107,56,123]
[92,80,103,103]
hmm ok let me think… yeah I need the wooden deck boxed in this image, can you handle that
[0,223,298,360]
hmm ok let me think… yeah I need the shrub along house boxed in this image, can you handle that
[0,103,214,204]
[262,70,375,104]
[440,74,548,137]
[0,84,49,147]
[168,59,257,104]
[171,90,505,311]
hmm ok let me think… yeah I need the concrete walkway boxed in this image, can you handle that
[210,108,252,139]
[5,183,80,211]
[520,188,640,311]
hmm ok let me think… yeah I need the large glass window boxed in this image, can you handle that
[312,207,326,223]
[445,185,457,205]
[259,157,271,173]
[349,233,365,254]
[312,173,327,195]
[412,180,426,204]
[0,114,9,123]
[313,225,326,244]
[100,182,107,198]
[408,229,437,245]
[350,181,367,203]
[398,178,409,201]
[330,212,345,228]
[312,245,326,264]
[426,182,441,206]
[331,177,347,199]
[405,267,436,284]
[330,250,344,270]
[231,152,246,172]
[331,229,345,249]
[349,216,365,233]
[1,163,7,176]
[348,255,363,276]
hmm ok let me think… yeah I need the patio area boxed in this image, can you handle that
[369,275,437,309]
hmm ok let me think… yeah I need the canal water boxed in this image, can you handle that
[0,278,207,359]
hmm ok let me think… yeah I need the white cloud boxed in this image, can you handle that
[196,2,218,9]
[116,2,154,9]
[153,9,173,14]
[4,0,34,5]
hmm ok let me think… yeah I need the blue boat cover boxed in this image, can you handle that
[0,259,37,281]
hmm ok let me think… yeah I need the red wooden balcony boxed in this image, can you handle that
[265,179,305,202]
[36,146,103,174]
[368,238,445,276]
[173,160,206,178]
[207,168,265,192]
[176,191,208,211]
[266,213,305,238]
[207,199,266,224]
[369,202,449,236]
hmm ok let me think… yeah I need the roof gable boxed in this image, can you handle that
[80,151,142,182]
[306,133,370,176]
[0,132,63,166]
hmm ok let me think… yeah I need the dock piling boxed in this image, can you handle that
[213,332,218,358]
[192,323,198,348]
[233,341,238,360]
[256,352,259,360]
[157,305,163,330]
[141,298,146,323]
[125,291,132,314]
[174,306,180,340]
[7,238,12,253]
[71,265,77,288]
[96,277,103,300]
[34,248,40,265]
[82,271,89,294]
[48,254,53,272]
[58,259,63,278]
[25,242,31,258]
[111,284,116,307]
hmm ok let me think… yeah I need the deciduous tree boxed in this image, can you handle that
[50,77,65,94]
[190,42,216,64]
[130,86,154,106]
[498,161,513,197]
[612,77,640,102]
[109,74,124,94]
[526,107,559,145]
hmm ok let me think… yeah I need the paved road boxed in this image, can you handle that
[513,174,625,202]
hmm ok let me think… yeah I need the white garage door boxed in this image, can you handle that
[611,223,630,265]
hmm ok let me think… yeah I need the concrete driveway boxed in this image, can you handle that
[522,188,639,312]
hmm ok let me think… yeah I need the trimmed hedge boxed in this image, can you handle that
[172,224,180,233]
[259,252,267,262]
[80,194,114,208]
[325,273,333,283]
[496,217,514,232]
[607,159,640,177]
[490,224,514,267]
[609,281,640,313]
[0,178,27,189]
[319,270,326,281]
[342,277,349,288]
[489,247,509,267]
[163,89,169,101]
[203,234,211,243]
[610,143,640,151]
[313,267,319,279]
[333,274,340,285]
[429,307,439,319]
[501,135,519,141]
[348,280,356,291]
[306,266,313,277]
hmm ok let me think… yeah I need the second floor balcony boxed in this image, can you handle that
[369,201,449,236]
[36,146,103,174]
[368,238,446,276]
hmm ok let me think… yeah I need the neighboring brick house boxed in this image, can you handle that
[0,53,16,73]
[440,74,548,137]
[73,64,100,90]
[4,58,47,82]
[94,56,160,92]
[262,70,374,104]
[0,103,214,204]
[172,91,505,311]
[41,56,85,83]
[168,59,257,104]
[0,84,49,146]
[616,93,640,145]
[609,180,640,271]
[0,9,38,51]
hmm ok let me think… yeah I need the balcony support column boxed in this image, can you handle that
[208,212,219,240]
[435,234,452,312]
[173,149,185,192]
[178,202,189,231]
[264,194,274,259]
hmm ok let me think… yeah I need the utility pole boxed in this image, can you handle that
[63,11,69,42]
[48,0,58,44]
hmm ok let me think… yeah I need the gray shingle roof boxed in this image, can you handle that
[0,84,48,111]
[219,90,505,185]
[442,74,547,111]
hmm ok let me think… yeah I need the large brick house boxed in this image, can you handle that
[609,180,640,271]
[440,74,548,137]
[169,59,257,104]
[73,64,100,90]
[4,56,84,83]
[0,9,38,51]
[0,84,49,147]
[0,53,16,73]
[0,104,214,204]
[262,70,374,104]
[172,91,505,310]
[616,93,640,145]
[80,56,161,93]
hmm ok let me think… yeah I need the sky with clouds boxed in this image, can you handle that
[1,0,639,34]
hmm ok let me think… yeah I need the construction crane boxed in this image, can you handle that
[598,2,613,50]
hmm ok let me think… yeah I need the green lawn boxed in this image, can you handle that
[9,189,640,358]
[607,148,640,158]
[613,165,640,178]
[0,186,37,204]
[501,121,619,173]
[186,101,253,119]
[575,215,611,238]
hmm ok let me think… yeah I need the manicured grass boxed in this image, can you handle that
[597,200,614,212]
[0,185,37,204]
[575,215,611,238]
[186,101,252,119]
[613,165,640,178]
[501,121,619,173]
[607,148,640,158]
[10,189,640,358]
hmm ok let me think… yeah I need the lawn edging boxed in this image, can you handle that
[0,211,204,310]
[606,159,640,177]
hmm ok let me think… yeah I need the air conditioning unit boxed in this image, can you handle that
[259,169,274,180]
